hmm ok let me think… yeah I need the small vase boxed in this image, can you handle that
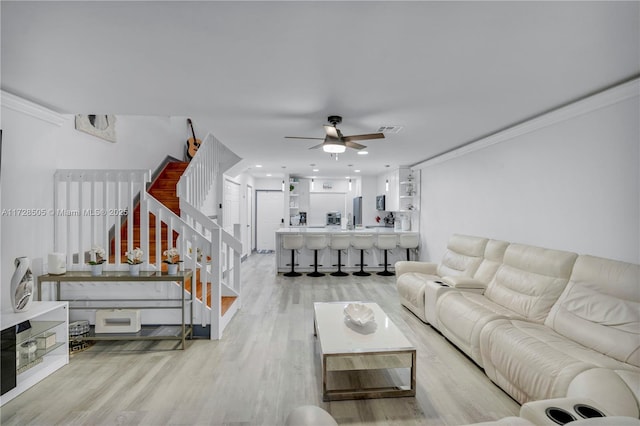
[90,263,103,276]
[129,263,141,276]
[11,257,34,312]
[167,263,179,275]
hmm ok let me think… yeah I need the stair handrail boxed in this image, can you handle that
[177,133,218,211]
[145,193,215,328]
[176,131,243,338]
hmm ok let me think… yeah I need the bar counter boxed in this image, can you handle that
[275,226,419,274]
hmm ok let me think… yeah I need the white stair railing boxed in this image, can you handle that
[53,169,150,270]
[177,133,218,211]
[177,133,244,339]
[53,169,215,327]
[145,194,213,327]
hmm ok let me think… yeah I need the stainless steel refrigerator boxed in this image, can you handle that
[353,196,362,227]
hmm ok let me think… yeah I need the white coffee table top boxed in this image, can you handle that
[313,301,415,355]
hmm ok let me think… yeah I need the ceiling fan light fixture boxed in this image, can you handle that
[323,139,346,153]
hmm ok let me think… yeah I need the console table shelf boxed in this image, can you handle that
[36,270,194,350]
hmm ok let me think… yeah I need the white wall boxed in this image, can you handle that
[417,85,639,264]
[1,102,187,311]
[360,175,380,226]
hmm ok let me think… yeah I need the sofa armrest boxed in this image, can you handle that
[441,276,487,290]
[567,368,640,418]
[395,261,438,277]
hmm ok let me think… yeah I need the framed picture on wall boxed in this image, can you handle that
[74,114,117,142]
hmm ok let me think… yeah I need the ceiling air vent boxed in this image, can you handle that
[377,125,403,134]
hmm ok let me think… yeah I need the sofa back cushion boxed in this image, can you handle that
[473,239,510,284]
[545,255,640,367]
[485,243,578,323]
[437,234,488,278]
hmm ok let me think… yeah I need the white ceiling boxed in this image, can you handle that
[2,1,638,178]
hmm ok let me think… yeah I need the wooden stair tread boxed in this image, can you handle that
[221,296,237,316]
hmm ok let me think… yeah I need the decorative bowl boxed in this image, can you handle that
[343,303,375,327]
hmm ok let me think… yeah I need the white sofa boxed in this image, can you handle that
[395,234,640,416]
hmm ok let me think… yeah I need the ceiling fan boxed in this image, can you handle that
[285,115,384,153]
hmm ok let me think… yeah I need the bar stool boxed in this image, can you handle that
[305,234,328,277]
[282,234,304,277]
[398,233,419,261]
[329,234,351,277]
[376,234,398,276]
[351,234,374,277]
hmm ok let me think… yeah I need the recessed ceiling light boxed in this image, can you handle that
[357,151,368,155]
[266,173,272,177]
[312,168,319,172]
[256,164,263,168]
[355,169,361,173]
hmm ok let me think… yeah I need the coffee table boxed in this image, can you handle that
[313,301,416,401]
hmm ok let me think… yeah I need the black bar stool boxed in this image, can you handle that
[305,234,327,277]
[376,234,397,276]
[329,234,351,277]
[351,234,374,277]
[399,233,419,261]
[282,234,304,277]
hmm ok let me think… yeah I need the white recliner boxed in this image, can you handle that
[395,234,488,322]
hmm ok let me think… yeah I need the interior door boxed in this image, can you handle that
[223,179,241,236]
[256,190,284,252]
[245,184,253,256]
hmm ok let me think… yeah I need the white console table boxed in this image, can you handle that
[36,270,194,350]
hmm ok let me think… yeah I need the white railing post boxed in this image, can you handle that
[210,227,221,340]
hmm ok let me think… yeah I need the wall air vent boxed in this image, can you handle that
[377,125,403,134]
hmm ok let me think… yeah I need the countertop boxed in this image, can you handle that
[276,226,417,234]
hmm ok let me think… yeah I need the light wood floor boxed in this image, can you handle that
[1,253,519,425]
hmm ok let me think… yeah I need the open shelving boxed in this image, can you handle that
[1,301,69,406]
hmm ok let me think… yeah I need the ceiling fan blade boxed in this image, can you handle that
[284,136,325,140]
[342,133,385,142]
[345,141,367,150]
[308,143,324,150]
[323,125,340,139]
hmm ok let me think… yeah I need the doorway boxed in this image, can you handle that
[245,184,253,257]
[256,190,284,252]
[223,178,241,236]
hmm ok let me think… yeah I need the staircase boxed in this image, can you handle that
[111,160,237,315]
[111,161,186,265]
[53,133,243,339]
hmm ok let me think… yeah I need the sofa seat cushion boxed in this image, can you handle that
[480,319,640,404]
[436,291,524,365]
[397,272,439,322]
